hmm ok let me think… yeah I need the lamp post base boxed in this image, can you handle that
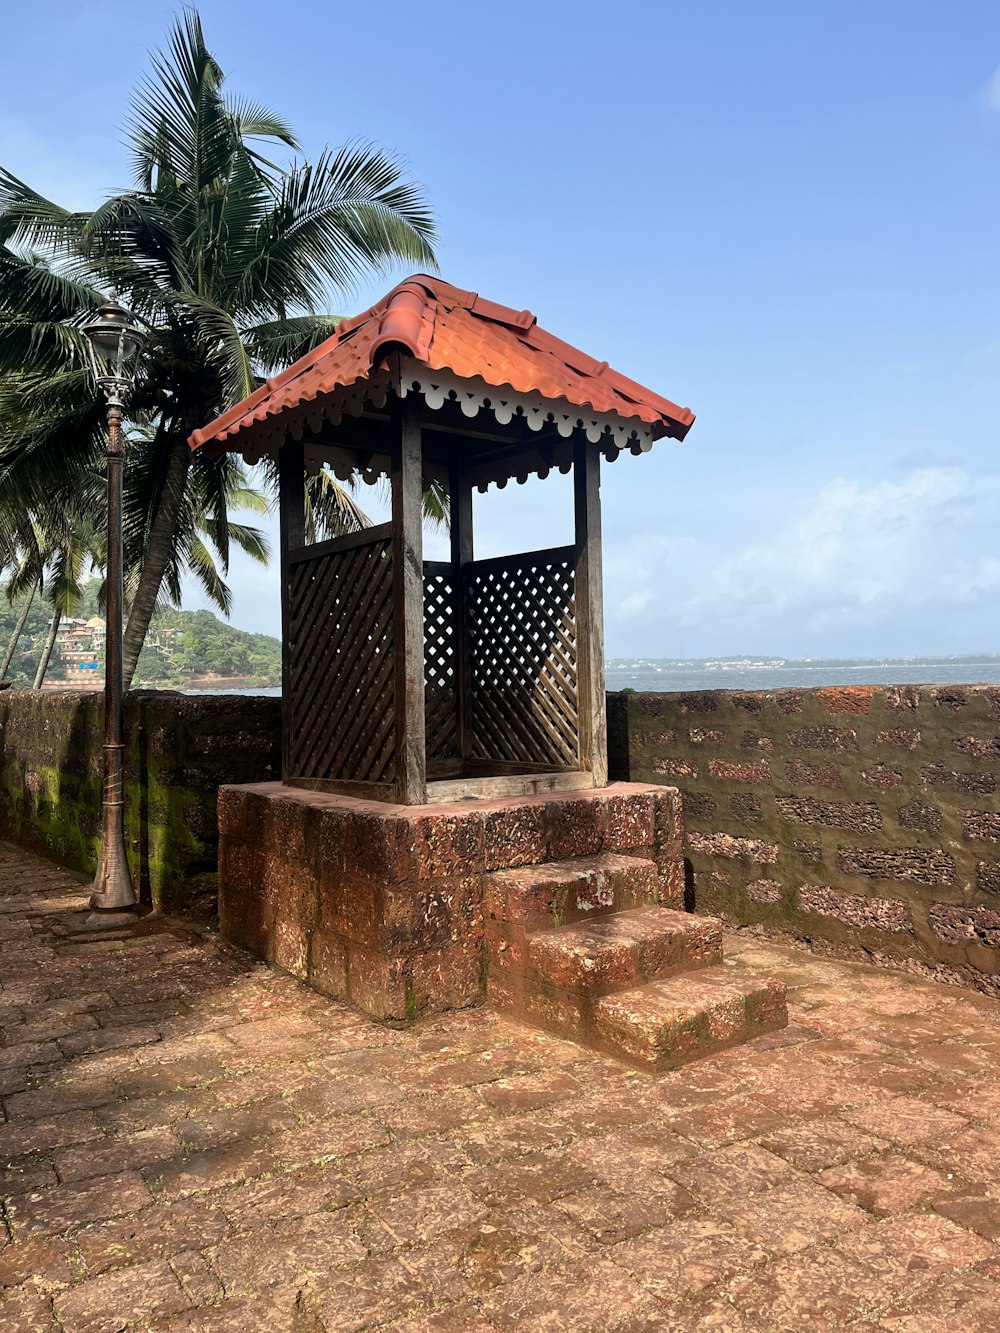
[83,906,141,930]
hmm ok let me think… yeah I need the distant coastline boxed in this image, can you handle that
[606,653,1000,693]
[157,653,1000,697]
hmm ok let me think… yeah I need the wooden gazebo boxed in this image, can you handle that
[190,277,694,806]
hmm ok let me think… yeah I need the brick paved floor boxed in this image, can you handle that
[2,843,1000,1331]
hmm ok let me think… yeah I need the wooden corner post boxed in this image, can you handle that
[391,393,427,804]
[573,438,607,788]
[450,462,474,765]
[278,439,305,783]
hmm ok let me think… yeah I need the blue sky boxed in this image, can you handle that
[4,1,999,658]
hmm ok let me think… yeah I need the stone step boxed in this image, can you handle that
[484,853,660,934]
[592,968,788,1071]
[487,905,726,1040]
[523,906,723,996]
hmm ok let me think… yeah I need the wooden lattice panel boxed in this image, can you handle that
[423,566,460,764]
[467,548,579,766]
[287,537,395,783]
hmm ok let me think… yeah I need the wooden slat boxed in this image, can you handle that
[422,566,460,763]
[286,534,397,785]
[288,541,394,767]
[465,547,580,768]
[465,544,574,576]
[288,522,393,565]
[299,581,395,779]
[289,542,392,775]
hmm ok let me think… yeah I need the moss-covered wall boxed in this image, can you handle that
[6,682,999,995]
[614,684,1000,993]
[0,690,280,914]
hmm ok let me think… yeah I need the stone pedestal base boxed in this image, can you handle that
[217,781,683,1023]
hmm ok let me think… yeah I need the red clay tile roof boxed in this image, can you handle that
[188,275,695,452]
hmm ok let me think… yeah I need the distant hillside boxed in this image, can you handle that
[0,581,280,689]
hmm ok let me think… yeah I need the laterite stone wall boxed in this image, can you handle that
[0,690,280,913]
[612,684,1000,993]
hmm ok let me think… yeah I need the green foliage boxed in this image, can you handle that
[0,579,279,687]
[0,8,437,688]
[146,606,280,685]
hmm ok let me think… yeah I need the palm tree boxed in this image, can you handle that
[0,8,437,688]
[0,513,44,680]
[30,512,99,688]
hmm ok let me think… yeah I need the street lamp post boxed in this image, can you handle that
[82,295,145,928]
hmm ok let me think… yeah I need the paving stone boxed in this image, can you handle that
[713,1176,868,1253]
[75,1199,230,1276]
[96,1088,221,1135]
[477,1068,584,1115]
[759,1116,890,1172]
[933,1183,1000,1241]
[342,1140,468,1197]
[288,1074,404,1118]
[842,1212,995,1293]
[843,1095,970,1147]
[2,842,1000,1331]
[877,1273,1000,1331]
[669,1141,800,1205]
[454,1112,573,1165]
[174,1097,299,1152]
[53,1124,182,1183]
[725,1245,885,1327]
[169,1248,224,1305]
[210,1211,366,1293]
[0,1284,58,1331]
[378,1082,490,1135]
[552,1179,697,1244]
[387,1303,501,1332]
[267,1116,390,1169]
[609,1219,769,1300]
[371,1182,489,1246]
[149,1285,307,1330]
[144,1142,276,1200]
[53,1257,190,1330]
[301,1256,432,1329]
[819,1150,957,1216]
[211,1163,360,1228]
[0,1109,104,1156]
[915,1124,1000,1183]
[0,1234,81,1291]
[3,1078,120,1120]
[664,1094,788,1147]
[567,1124,695,1192]
[467,1150,597,1209]
[482,1254,662,1331]
[6,1170,153,1240]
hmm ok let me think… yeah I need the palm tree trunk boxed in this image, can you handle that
[122,435,191,690]
[33,606,61,689]
[1,583,37,680]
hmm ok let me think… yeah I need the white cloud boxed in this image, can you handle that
[603,466,1000,656]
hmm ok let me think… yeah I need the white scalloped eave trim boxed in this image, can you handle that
[237,369,657,486]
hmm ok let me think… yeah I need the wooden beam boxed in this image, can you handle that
[573,438,607,787]
[278,440,305,783]
[391,395,427,805]
[288,522,393,565]
[450,461,474,765]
